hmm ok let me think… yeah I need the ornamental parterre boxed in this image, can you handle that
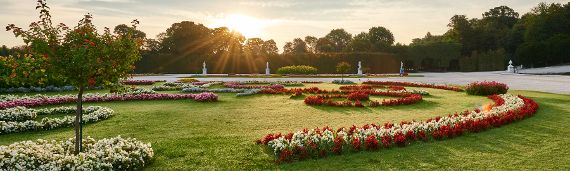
[257,94,539,163]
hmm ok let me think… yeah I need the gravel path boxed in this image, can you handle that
[133,71,570,94]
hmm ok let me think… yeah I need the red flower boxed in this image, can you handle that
[351,137,361,151]
[365,135,379,150]
[332,136,344,154]
[278,149,293,163]
[418,130,427,141]
[381,135,392,148]
[394,132,406,147]
[405,130,416,141]
[304,96,324,105]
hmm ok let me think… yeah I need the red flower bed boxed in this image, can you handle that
[378,94,422,106]
[259,94,539,163]
[465,81,509,95]
[339,85,373,90]
[388,85,406,91]
[363,81,463,92]
[347,91,369,101]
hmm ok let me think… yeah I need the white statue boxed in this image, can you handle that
[400,61,404,76]
[265,62,270,75]
[357,61,363,75]
[202,61,207,75]
[507,60,514,73]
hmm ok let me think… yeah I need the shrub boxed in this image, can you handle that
[332,80,354,84]
[276,65,318,75]
[177,78,199,83]
[465,81,508,95]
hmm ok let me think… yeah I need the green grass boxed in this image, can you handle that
[1,84,569,170]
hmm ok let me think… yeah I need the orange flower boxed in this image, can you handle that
[482,103,493,112]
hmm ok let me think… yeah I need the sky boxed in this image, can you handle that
[1,0,568,50]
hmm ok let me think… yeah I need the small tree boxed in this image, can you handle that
[7,0,143,154]
[336,62,352,81]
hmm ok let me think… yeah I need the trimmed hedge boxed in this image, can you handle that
[276,65,318,75]
[465,81,508,96]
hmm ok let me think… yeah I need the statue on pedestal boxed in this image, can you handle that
[265,62,270,75]
[202,61,207,75]
[357,61,363,75]
[507,60,514,73]
[400,61,404,76]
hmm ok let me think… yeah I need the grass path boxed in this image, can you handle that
[1,84,569,170]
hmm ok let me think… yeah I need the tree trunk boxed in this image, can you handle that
[74,86,84,155]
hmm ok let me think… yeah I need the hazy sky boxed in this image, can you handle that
[1,0,567,49]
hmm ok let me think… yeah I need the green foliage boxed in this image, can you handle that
[0,54,67,87]
[6,2,142,88]
[336,62,352,74]
[459,49,506,72]
[276,65,318,75]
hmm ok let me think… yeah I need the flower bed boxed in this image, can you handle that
[0,106,113,134]
[176,78,199,83]
[0,92,219,110]
[223,82,285,89]
[0,136,153,170]
[465,81,509,96]
[0,85,104,93]
[363,81,463,92]
[192,92,218,102]
[332,80,354,84]
[121,80,164,85]
[258,94,539,163]
[339,85,373,90]
[301,88,423,107]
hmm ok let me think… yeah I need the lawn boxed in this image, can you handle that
[1,83,569,170]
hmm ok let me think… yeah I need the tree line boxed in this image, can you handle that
[2,2,568,74]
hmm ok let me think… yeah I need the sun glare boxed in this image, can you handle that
[211,14,268,38]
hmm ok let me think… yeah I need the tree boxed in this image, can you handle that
[262,39,279,55]
[114,24,147,40]
[350,32,371,52]
[244,38,264,56]
[315,37,334,52]
[292,38,308,54]
[304,36,318,53]
[283,38,308,54]
[368,26,394,51]
[7,0,142,154]
[324,29,352,52]
[336,62,352,81]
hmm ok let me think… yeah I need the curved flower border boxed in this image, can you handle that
[257,94,539,163]
[0,106,114,135]
[363,81,463,92]
[0,92,218,110]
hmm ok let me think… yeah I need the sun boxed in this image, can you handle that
[212,14,267,38]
